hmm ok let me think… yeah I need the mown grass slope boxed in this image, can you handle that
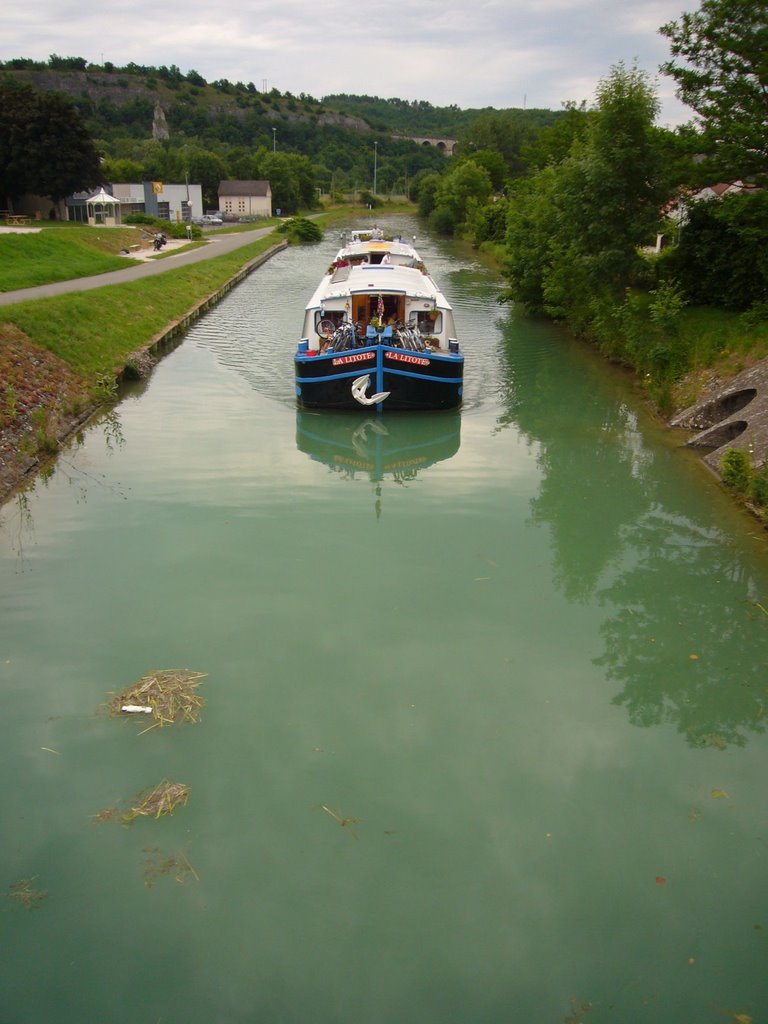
[0,233,282,378]
[0,226,143,291]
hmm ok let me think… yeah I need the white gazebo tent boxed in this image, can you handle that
[86,189,122,226]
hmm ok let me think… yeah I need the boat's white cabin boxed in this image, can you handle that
[300,229,457,353]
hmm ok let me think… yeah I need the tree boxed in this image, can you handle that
[579,62,664,279]
[502,64,664,321]
[469,195,509,245]
[660,0,768,177]
[524,102,590,170]
[185,69,206,87]
[261,151,317,214]
[101,157,144,183]
[227,150,261,181]
[462,149,508,192]
[430,160,492,235]
[0,78,102,210]
[413,171,441,218]
[662,190,768,310]
[502,168,561,311]
[458,112,538,177]
[185,148,228,209]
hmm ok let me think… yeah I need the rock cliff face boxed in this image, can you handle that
[5,70,372,135]
[152,101,170,140]
[5,69,160,106]
[317,111,370,132]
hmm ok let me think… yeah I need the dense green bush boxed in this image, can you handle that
[720,446,768,519]
[662,192,768,312]
[720,447,752,495]
[358,190,383,209]
[278,217,322,243]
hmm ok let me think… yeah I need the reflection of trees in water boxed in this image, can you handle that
[0,410,128,567]
[495,309,768,748]
[101,411,126,453]
[528,405,649,602]
[595,511,768,749]
[496,314,652,602]
[0,491,34,571]
[54,410,128,504]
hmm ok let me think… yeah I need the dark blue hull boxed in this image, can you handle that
[295,345,463,411]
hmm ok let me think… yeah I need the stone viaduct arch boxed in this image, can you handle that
[394,136,458,156]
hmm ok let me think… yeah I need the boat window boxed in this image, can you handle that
[414,311,442,335]
[315,310,347,331]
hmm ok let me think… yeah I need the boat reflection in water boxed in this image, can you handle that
[296,410,461,517]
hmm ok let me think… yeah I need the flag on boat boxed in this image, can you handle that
[377,293,385,323]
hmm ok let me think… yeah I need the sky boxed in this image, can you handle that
[3,0,697,128]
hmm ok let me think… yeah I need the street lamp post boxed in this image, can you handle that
[272,128,277,152]
[373,142,378,197]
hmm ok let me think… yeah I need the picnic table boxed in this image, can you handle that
[3,214,30,226]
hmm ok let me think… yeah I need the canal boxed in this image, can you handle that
[1,219,767,1023]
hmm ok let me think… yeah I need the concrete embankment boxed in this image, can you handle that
[672,361,768,474]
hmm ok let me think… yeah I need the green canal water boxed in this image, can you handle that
[2,221,768,1023]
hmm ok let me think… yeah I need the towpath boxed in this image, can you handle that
[0,225,276,307]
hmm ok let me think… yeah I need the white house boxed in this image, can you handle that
[218,180,272,219]
[664,180,760,229]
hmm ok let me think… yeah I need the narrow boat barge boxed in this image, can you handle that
[295,228,463,411]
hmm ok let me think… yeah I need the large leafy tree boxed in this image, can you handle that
[185,148,228,209]
[430,160,492,235]
[503,64,665,323]
[261,151,316,214]
[660,0,768,178]
[459,112,538,177]
[0,78,102,209]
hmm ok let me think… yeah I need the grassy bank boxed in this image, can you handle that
[580,288,768,415]
[0,205,404,380]
[0,226,146,290]
[0,230,284,500]
[669,307,768,408]
[0,205,387,500]
[1,233,281,378]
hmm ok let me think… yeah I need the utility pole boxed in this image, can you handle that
[272,127,277,152]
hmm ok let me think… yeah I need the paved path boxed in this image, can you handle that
[0,225,276,307]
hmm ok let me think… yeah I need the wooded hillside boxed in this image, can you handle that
[0,57,563,205]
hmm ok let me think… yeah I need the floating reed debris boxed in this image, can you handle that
[90,805,118,824]
[8,877,47,910]
[107,669,207,728]
[320,804,363,839]
[142,847,200,888]
[122,780,190,822]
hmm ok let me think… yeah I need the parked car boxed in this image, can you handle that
[194,214,223,225]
